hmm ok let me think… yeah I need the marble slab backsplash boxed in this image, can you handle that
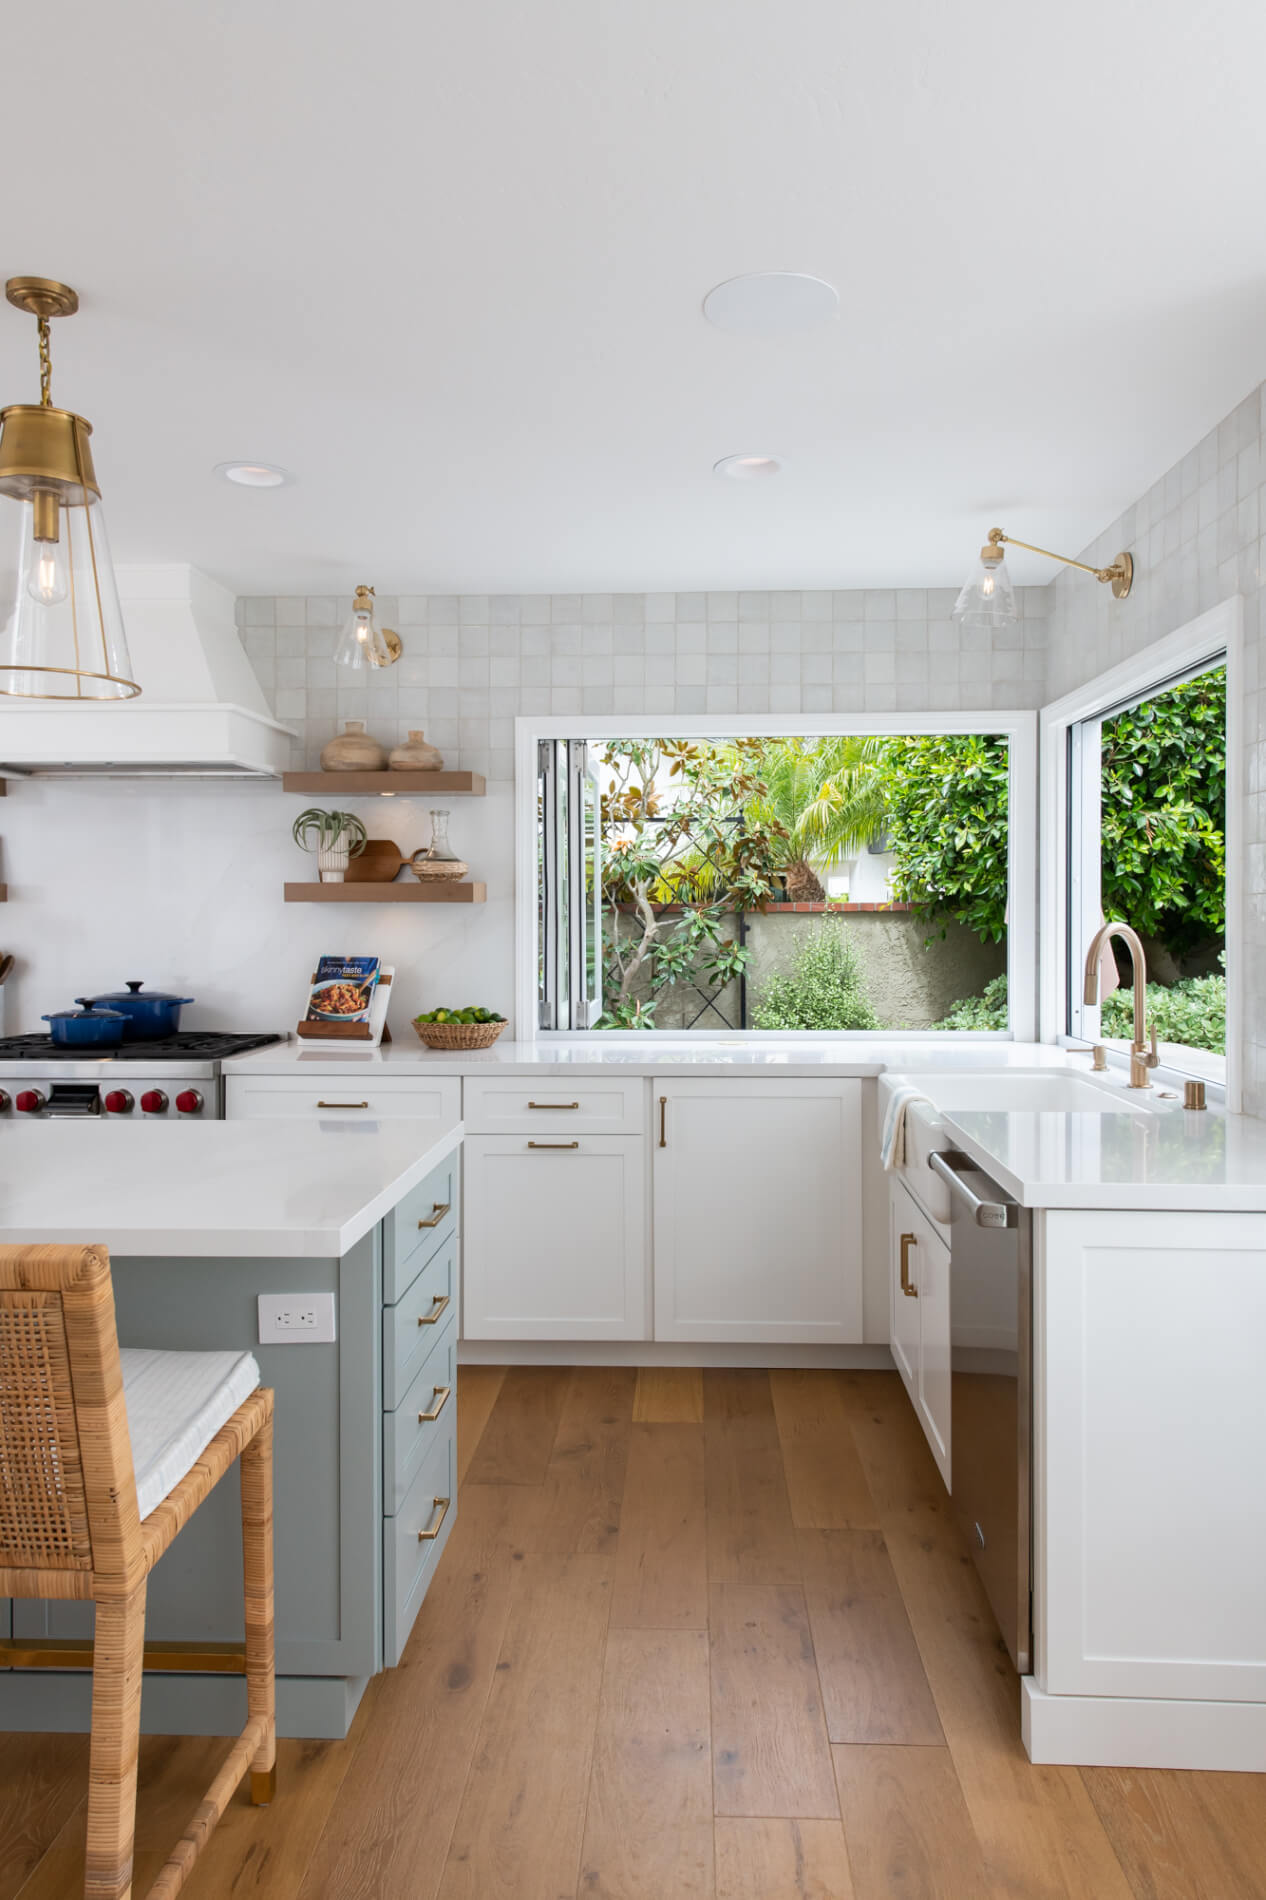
[234,585,1053,780]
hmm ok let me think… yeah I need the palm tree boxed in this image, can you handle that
[743,737,889,901]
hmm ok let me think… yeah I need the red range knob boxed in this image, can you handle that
[104,1090,134,1115]
[140,1089,168,1115]
[175,1089,203,1115]
[15,1089,44,1113]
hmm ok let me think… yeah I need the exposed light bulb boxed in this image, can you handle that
[25,495,69,605]
[980,572,995,598]
[30,541,69,605]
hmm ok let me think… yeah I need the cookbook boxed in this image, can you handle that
[305,956,380,1025]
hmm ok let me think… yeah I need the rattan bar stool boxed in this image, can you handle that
[0,1243,276,1900]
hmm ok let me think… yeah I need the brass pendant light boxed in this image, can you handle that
[0,277,139,699]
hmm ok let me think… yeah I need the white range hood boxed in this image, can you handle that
[0,564,294,777]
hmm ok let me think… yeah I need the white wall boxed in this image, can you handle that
[0,778,514,1036]
[1046,381,1264,1112]
[0,587,1047,1039]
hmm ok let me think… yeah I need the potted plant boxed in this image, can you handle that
[291,807,369,883]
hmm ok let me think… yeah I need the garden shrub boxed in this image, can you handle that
[932,969,1226,1052]
[930,974,1009,1031]
[1100,966,1226,1054]
[752,925,880,1030]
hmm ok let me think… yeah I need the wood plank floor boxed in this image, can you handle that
[6,1368,1266,1899]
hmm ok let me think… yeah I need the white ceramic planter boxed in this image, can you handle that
[318,843,350,883]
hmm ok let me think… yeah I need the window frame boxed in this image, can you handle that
[1038,598,1242,1107]
[515,710,1038,1043]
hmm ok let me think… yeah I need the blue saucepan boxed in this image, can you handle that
[42,1000,127,1048]
[94,981,194,1041]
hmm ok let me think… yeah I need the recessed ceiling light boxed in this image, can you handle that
[713,454,783,480]
[702,272,838,336]
[214,461,294,488]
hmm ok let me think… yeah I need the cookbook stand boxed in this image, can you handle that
[296,970,393,1043]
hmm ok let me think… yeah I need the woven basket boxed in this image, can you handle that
[412,1018,506,1050]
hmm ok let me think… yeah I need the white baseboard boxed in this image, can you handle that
[458,1340,895,1370]
[1022,1680,1266,1771]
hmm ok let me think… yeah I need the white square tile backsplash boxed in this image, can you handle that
[235,586,1051,783]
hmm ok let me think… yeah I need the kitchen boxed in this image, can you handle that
[2,5,1266,1898]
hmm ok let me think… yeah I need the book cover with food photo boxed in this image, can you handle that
[306,956,380,1024]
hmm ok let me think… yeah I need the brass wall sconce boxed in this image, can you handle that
[953,526,1133,630]
[333,584,402,670]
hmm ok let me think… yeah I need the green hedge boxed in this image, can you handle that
[931,970,1226,1053]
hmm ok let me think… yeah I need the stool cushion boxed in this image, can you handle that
[120,1348,262,1521]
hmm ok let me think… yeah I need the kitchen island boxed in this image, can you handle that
[0,1117,462,1739]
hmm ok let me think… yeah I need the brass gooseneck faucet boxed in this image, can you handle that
[1083,922,1159,1088]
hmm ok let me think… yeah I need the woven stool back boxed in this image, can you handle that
[0,1244,142,1600]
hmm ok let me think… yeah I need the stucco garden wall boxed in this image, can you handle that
[609,905,1004,1030]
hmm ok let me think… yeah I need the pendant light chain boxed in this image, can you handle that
[37,316,52,407]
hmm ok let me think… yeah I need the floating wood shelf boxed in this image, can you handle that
[282,771,486,797]
[284,881,486,904]
[0,884,7,901]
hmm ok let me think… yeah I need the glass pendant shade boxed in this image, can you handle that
[951,552,1018,630]
[0,404,138,698]
[334,585,393,668]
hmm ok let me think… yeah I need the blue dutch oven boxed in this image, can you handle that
[95,980,195,1041]
[42,999,127,1048]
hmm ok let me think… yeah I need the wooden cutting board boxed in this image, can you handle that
[345,839,405,883]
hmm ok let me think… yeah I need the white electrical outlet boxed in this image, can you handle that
[257,1292,337,1344]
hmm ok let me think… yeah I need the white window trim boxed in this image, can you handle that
[1038,598,1241,1108]
[515,710,1038,1044]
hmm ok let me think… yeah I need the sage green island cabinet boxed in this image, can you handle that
[0,1119,461,1738]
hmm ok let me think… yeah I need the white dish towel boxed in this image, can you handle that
[880,1083,929,1170]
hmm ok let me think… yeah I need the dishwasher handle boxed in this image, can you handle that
[928,1150,1019,1229]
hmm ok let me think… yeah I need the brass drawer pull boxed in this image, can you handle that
[900,1232,919,1298]
[528,1100,579,1109]
[317,1099,369,1109]
[418,1384,452,1423]
[659,1095,667,1146]
[527,1140,579,1149]
[417,1293,451,1326]
[417,1201,451,1229]
[417,1496,451,1542]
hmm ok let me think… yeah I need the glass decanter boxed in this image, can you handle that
[410,809,469,882]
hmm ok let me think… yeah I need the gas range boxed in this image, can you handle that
[0,1032,284,1119]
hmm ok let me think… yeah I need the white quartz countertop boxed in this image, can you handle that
[941,1102,1266,1210]
[875,1069,1266,1210]
[0,1119,462,1257]
[224,1037,1076,1080]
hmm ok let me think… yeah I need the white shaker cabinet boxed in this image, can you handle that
[462,1134,648,1339]
[652,1078,863,1342]
[888,1175,951,1489]
[1036,1207,1266,1708]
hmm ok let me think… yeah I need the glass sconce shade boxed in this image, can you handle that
[334,585,394,668]
[951,552,1018,630]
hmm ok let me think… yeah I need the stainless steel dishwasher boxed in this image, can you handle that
[927,1149,1032,1674]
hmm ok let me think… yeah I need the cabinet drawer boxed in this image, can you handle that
[383,1423,456,1668]
[462,1074,645,1135]
[227,1073,461,1124]
[384,1147,460,1304]
[384,1319,457,1515]
[383,1235,458,1409]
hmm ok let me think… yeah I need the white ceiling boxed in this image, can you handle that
[5,0,1266,596]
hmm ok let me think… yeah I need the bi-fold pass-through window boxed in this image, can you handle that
[537,739,603,1030]
[535,731,1022,1036]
